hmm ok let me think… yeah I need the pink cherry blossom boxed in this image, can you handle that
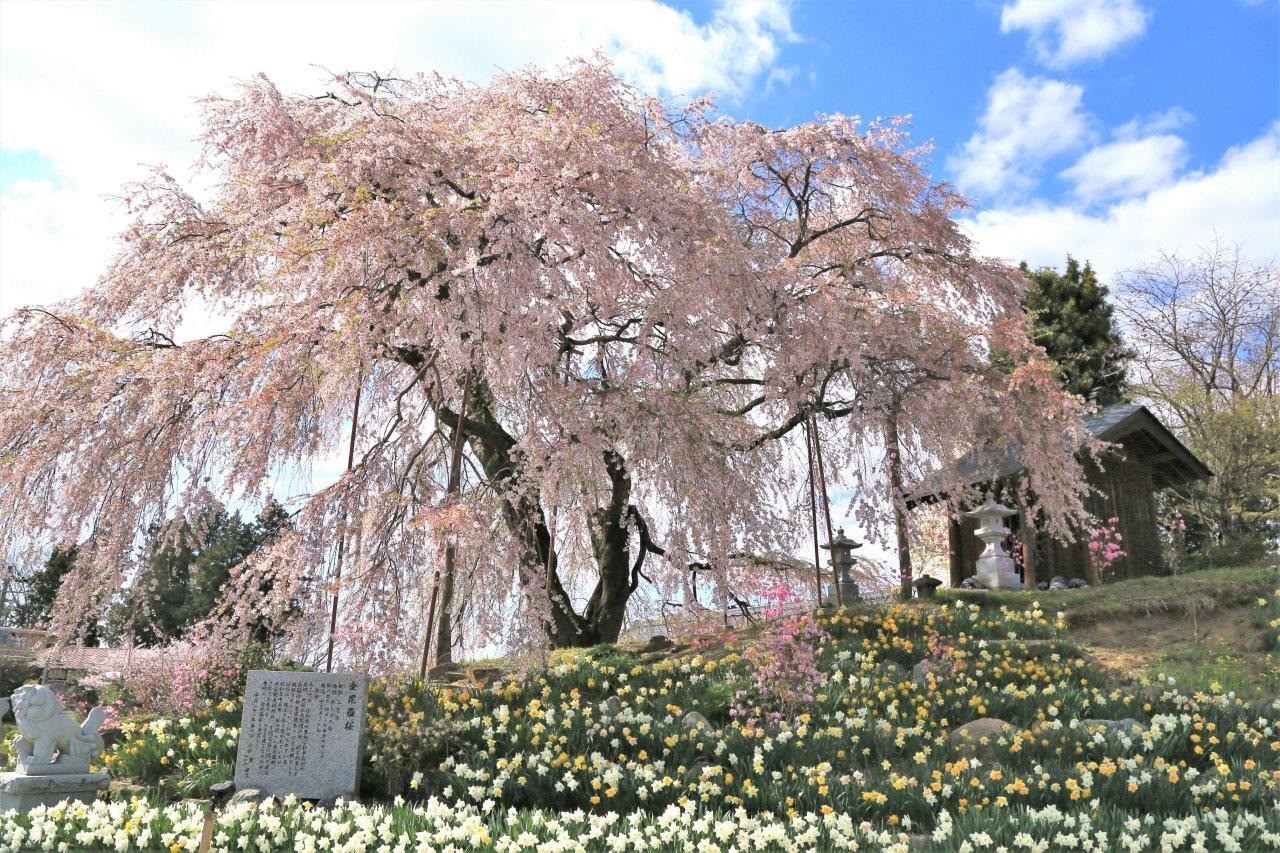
[0,59,1093,659]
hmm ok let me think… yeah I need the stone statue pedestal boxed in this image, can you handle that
[963,498,1025,590]
[0,685,111,815]
[0,771,109,814]
[975,556,1025,589]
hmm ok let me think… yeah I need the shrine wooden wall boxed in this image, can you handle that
[949,438,1166,586]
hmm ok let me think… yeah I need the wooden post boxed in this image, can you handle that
[197,806,215,853]
[1017,505,1038,589]
[804,420,824,607]
[809,416,841,607]
[326,368,364,674]
[433,381,471,669]
[948,516,964,588]
[419,574,439,680]
[884,397,913,601]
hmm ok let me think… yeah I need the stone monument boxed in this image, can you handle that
[234,670,369,801]
[962,498,1025,589]
[0,684,110,813]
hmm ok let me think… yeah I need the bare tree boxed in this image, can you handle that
[1117,238,1280,547]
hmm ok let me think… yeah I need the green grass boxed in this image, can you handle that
[1149,640,1278,698]
[937,562,1279,626]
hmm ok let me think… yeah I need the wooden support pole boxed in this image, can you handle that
[325,368,363,674]
[804,420,824,608]
[433,381,470,669]
[948,516,964,588]
[884,397,913,601]
[809,416,840,607]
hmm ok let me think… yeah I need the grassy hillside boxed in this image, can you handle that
[2,564,1277,851]
[940,563,1279,699]
[937,564,1275,627]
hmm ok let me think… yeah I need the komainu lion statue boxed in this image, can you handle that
[4,684,107,774]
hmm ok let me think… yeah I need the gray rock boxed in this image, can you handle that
[469,667,505,687]
[682,710,710,731]
[684,760,711,783]
[1251,694,1280,720]
[209,780,236,806]
[876,660,908,682]
[959,577,984,590]
[1080,718,1142,736]
[949,718,1015,760]
[600,696,623,717]
[912,658,948,685]
[640,635,675,654]
[228,787,270,805]
[1068,578,1090,589]
[871,719,897,752]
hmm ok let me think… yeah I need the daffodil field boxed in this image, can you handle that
[4,600,1279,852]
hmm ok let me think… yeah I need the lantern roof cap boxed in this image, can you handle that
[962,497,1017,519]
[820,527,863,550]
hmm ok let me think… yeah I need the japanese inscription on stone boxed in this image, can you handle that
[234,671,368,799]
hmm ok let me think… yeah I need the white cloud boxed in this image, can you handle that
[0,0,796,315]
[1001,0,1150,68]
[1061,133,1187,203]
[965,123,1280,281]
[949,69,1092,199]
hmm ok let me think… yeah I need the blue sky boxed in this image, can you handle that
[0,0,1275,586]
[1,0,1277,320]
[749,2,1278,144]
[720,0,1279,207]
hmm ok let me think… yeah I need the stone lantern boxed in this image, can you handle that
[820,528,862,607]
[962,498,1024,589]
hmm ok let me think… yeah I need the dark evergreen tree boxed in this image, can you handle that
[118,500,292,645]
[1021,257,1130,406]
[14,547,100,643]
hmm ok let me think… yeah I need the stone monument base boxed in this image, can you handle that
[820,581,861,609]
[974,553,1024,590]
[0,771,110,814]
[975,571,1025,590]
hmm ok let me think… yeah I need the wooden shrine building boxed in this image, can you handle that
[910,403,1212,588]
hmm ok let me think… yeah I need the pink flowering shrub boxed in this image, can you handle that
[1087,516,1127,582]
[89,640,264,717]
[1168,510,1188,574]
[732,611,825,724]
[756,582,793,619]
[923,626,955,664]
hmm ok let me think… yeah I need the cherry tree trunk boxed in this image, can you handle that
[885,403,914,601]
[438,380,634,648]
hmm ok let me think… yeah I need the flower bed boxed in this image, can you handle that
[2,796,1278,853]
[6,600,1278,849]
